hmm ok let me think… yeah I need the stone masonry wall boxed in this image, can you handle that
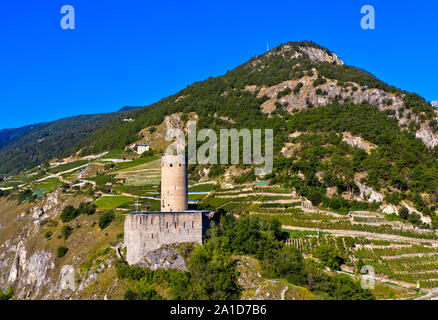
[125,211,215,265]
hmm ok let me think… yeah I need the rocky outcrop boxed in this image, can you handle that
[416,125,438,148]
[401,201,432,225]
[256,72,403,115]
[357,182,384,203]
[342,132,376,154]
[259,45,344,66]
[133,245,187,271]
[7,244,55,299]
[432,101,438,108]
[252,71,438,149]
[297,46,344,65]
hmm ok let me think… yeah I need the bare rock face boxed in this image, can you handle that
[416,126,438,148]
[263,45,344,65]
[357,182,384,203]
[298,46,344,65]
[7,243,55,299]
[342,132,376,154]
[257,73,403,115]
[253,71,438,149]
[134,245,187,271]
[400,201,432,225]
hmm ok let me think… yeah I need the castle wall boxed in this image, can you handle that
[161,155,188,212]
[125,211,215,265]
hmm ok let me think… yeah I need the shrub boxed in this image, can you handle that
[408,212,422,225]
[263,246,307,286]
[61,225,73,240]
[315,245,345,271]
[293,82,303,94]
[17,189,35,204]
[277,87,292,99]
[399,207,409,220]
[99,211,115,229]
[148,127,157,134]
[383,98,393,106]
[61,205,79,222]
[313,77,327,87]
[44,231,53,239]
[356,258,365,273]
[209,165,225,178]
[57,246,68,258]
[78,202,96,215]
[124,288,161,300]
[0,288,13,300]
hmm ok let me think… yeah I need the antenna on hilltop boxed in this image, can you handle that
[267,41,269,52]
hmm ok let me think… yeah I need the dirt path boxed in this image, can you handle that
[36,163,90,182]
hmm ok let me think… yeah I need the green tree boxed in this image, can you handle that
[57,246,68,258]
[98,211,115,229]
[408,212,422,225]
[78,202,96,215]
[0,288,13,300]
[61,205,79,222]
[356,258,365,273]
[263,246,307,286]
[186,245,240,300]
[399,207,409,220]
[315,244,345,271]
[61,225,73,240]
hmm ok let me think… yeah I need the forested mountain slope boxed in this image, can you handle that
[68,41,438,222]
[0,110,138,175]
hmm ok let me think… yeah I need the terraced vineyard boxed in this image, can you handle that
[115,159,161,186]
[354,244,438,288]
[3,150,438,296]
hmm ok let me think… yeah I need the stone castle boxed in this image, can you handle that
[124,155,217,265]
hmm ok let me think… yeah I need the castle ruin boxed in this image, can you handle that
[124,155,217,265]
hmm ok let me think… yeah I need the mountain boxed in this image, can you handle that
[74,41,438,219]
[78,41,438,155]
[0,110,138,175]
[3,41,437,175]
[118,106,143,112]
[1,41,438,301]
[0,123,43,149]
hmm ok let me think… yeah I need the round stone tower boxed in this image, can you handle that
[161,154,188,212]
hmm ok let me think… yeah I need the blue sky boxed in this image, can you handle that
[0,0,437,129]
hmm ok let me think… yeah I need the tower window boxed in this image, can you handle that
[166,222,168,228]
[170,163,173,167]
